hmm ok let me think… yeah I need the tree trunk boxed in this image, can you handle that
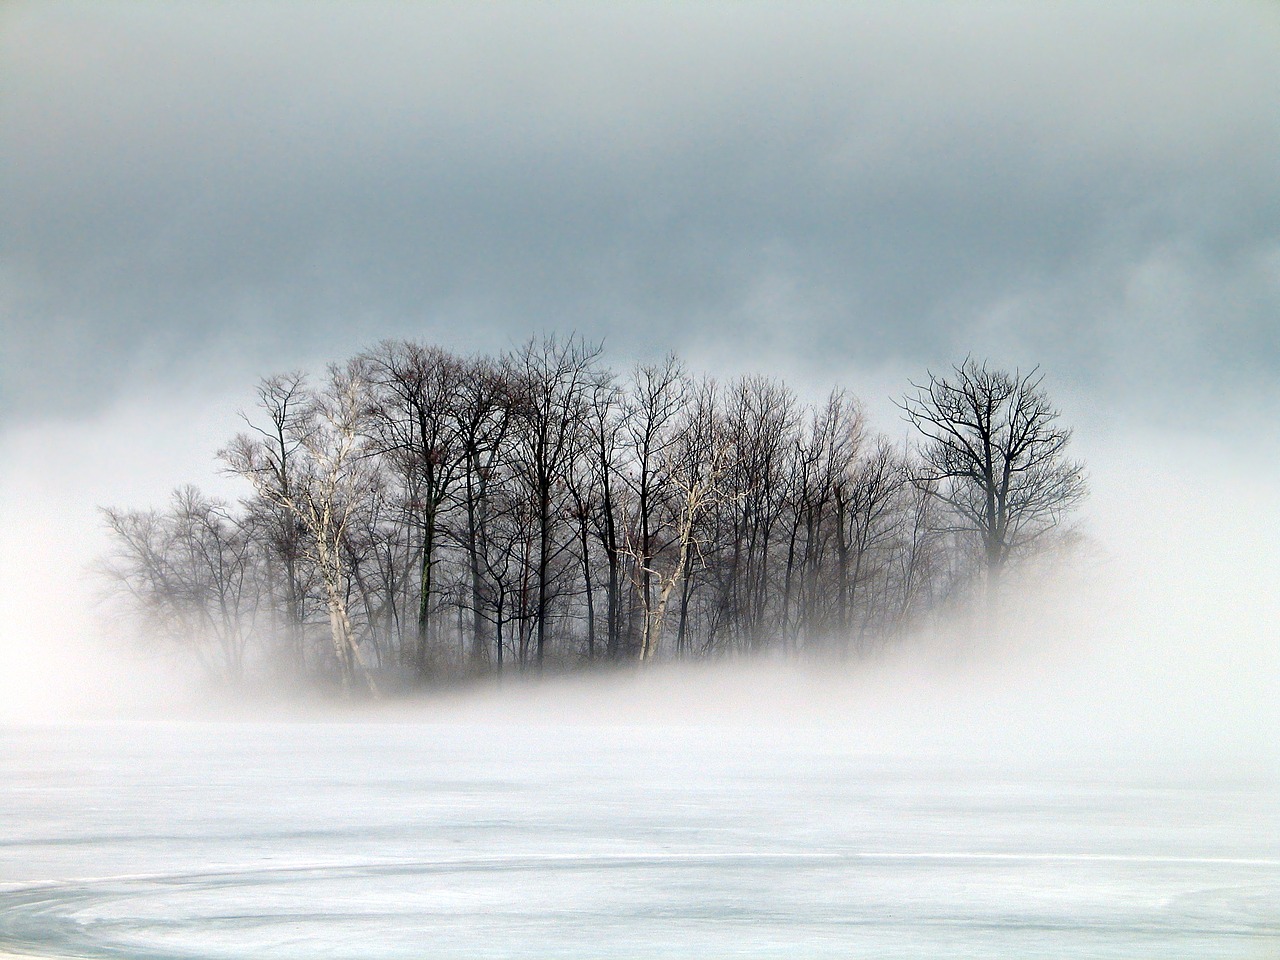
[415,504,437,681]
[535,486,551,670]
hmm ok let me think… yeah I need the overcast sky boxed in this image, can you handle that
[3,0,1278,434]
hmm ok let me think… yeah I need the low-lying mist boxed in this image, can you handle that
[2,394,1276,781]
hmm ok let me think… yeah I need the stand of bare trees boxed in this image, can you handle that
[101,339,1086,691]
[898,359,1087,610]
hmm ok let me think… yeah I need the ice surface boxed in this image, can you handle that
[1,722,1277,959]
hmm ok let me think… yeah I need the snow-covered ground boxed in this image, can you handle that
[2,720,1276,959]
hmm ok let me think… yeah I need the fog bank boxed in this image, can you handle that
[2,393,1275,778]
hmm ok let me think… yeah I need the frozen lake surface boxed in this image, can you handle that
[1,721,1276,959]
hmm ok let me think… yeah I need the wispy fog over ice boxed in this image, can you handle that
[2,405,1277,958]
[6,419,1275,957]
[3,417,1275,956]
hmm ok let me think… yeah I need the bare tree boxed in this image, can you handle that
[362,341,468,680]
[101,487,260,682]
[221,364,379,693]
[833,437,909,647]
[899,359,1086,607]
[620,355,688,660]
[507,335,602,669]
[471,465,538,669]
[580,372,628,659]
[717,375,798,648]
[450,354,518,669]
[780,390,862,648]
[230,372,310,672]
[634,377,731,661]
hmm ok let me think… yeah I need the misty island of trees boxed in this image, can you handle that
[101,338,1086,694]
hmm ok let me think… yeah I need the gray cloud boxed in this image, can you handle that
[3,1,1278,425]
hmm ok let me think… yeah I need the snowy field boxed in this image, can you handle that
[1,720,1276,960]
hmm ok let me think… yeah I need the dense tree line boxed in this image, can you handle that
[101,339,1084,692]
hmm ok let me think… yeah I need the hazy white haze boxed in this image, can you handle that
[4,405,1277,771]
[1,2,1277,957]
